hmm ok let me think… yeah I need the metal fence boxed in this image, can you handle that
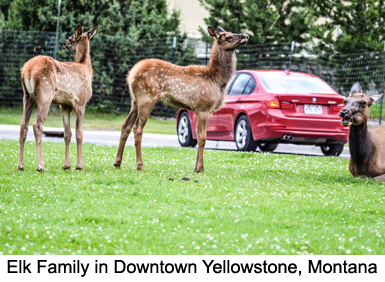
[1,30,385,123]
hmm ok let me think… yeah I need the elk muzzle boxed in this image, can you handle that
[240,34,249,44]
[64,40,70,50]
[339,108,353,126]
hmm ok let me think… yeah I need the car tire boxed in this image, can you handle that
[177,112,197,147]
[235,116,258,151]
[320,144,344,156]
[258,142,279,152]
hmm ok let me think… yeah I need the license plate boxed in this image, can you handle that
[304,104,322,115]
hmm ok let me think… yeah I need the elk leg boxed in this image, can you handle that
[74,106,85,170]
[61,105,72,170]
[373,174,385,181]
[194,112,211,173]
[18,95,36,170]
[33,104,50,172]
[114,101,138,168]
[134,100,155,171]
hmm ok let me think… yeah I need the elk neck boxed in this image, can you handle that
[208,41,237,85]
[349,122,374,165]
[74,39,92,69]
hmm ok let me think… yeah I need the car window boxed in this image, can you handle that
[226,74,238,94]
[243,77,256,94]
[229,73,253,95]
[259,74,335,94]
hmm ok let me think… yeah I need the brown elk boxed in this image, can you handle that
[17,24,99,172]
[339,82,385,180]
[114,26,249,173]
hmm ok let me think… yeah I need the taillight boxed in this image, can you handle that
[333,104,344,112]
[280,101,294,109]
[265,98,280,108]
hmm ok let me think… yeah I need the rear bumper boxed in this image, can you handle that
[251,109,349,145]
[255,127,348,145]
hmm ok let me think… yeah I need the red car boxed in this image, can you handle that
[176,70,349,156]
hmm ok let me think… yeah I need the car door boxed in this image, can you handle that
[190,110,218,140]
[214,73,256,140]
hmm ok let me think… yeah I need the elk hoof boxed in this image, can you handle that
[136,166,144,171]
[18,167,24,171]
[181,177,191,181]
[373,175,385,181]
[194,168,204,173]
[113,163,121,168]
[36,168,44,173]
[76,167,83,171]
[63,166,70,170]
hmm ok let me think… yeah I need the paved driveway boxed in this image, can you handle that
[0,124,350,158]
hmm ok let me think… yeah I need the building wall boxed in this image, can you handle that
[167,0,209,35]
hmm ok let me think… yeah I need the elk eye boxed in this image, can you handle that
[226,37,233,41]
[362,102,367,106]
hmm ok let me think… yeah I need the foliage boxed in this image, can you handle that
[198,0,317,44]
[308,0,385,53]
[6,0,181,37]
[0,0,197,114]
[1,139,385,254]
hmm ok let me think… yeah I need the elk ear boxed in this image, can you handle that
[207,26,219,39]
[74,25,82,40]
[349,82,361,96]
[217,26,226,34]
[369,94,382,105]
[87,25,99,40]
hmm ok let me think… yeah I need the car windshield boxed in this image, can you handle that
[259,74,336,94]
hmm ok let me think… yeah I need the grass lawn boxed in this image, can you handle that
[0,139,384,255]
[0,107,176,135]
[368,102,385,121]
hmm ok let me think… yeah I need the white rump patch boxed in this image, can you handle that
[24,76,34,94]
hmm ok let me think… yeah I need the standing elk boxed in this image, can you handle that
[114,26,249,172]
[17,24,99,172]
[339,82,385,180]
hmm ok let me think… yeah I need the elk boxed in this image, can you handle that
[114,26,249,173]
[17,24,99,172]
[339,82,385,180]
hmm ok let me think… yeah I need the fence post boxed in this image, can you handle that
[171,36,177,64]
[53,0,62,59]
[380,42,385,125]
[288,41,295,70]
[206,42,208,65]
[166,37,178,118]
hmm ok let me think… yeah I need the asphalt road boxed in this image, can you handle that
[0,124,350,158]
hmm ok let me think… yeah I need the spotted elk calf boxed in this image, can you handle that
[17,24,99,172]
[114,26,249,173]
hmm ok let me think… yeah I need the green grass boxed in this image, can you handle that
[1,139,384,255]
[0,107,176,135]
[369,102,385,120]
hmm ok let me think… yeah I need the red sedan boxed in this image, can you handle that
[176,70,349,156]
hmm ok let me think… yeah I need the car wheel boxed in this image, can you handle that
[321,144,344,156]
[177,112,197,147]
[235,116,258,151]
[259,142,278,152]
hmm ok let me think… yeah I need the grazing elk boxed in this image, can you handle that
[17,24,99,172]
[114,26,249,173]
[339,82,385,180]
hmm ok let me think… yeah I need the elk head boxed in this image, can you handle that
[339,82,382,126]
[207,26,249,51]
[64,24,99,52]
